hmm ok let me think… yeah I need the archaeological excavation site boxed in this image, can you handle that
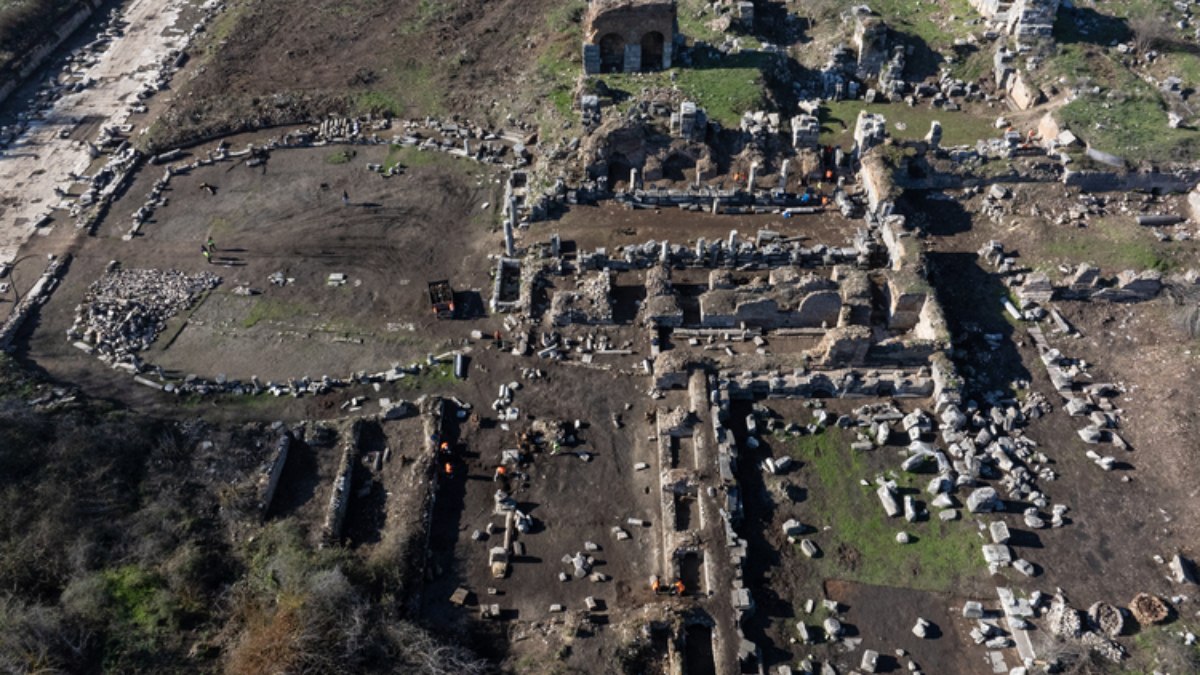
[5,0,1200,673]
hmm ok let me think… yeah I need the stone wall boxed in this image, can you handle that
[886,275,928,332]
[859,153,896,214]
[642,264,684,327]
[852,9,889,80]
[321,421,362,547]
[698,281,842,329]
[722,365,934,399]
[1062,168,1200,194]
[0,0,104,108]
[912,290,951,342]
[0,255,70,352]
[854,111,888,157]
[258,434,291,517]
[1006,0,1060,45]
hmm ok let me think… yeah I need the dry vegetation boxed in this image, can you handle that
[0,0,80,73]
[0,357,484,672]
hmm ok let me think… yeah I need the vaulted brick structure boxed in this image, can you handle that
[582,0,676,74]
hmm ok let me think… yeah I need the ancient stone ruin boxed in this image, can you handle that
[583,0,676,74]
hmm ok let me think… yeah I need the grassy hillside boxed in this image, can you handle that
[150,0,571,149]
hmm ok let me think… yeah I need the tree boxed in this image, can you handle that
[1130,14,1172,54]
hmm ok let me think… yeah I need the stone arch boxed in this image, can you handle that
[662,153,695,182]
[607,152,634,189]
[599,33,625,73]
[641,31,665,71]
[795,291,842,328]
[808,374,838,399]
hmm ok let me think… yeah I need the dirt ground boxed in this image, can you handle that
[420,368,664,648]
[5,129,694,668]
[14,139,506,386]
[1017,300,1200,607]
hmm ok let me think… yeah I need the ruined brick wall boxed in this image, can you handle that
[1007,0,1060,44]
[583,0,676,73]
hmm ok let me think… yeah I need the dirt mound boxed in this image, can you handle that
[1087,601,1124,638]
[1129,593,1170,625]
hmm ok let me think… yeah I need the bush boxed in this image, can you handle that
[0,0,78,65]
[1174,304,1200,339]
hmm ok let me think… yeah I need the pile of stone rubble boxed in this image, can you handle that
[1045,591,1127,663]
[853,384,1063,579]
[549,271,613,326]
[981,241,1165,305]
[68,268,220,361]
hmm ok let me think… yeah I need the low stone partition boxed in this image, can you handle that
[614,186,835,213]
[1062,168,1200,194]
[320,420,363,547]
[0,255,70,352]
[722,367,935,400]
[491,257,527,313]
[257,433,291,517]
[579,228,882,272]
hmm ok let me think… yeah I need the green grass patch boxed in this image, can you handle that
[819,100,998,148]
[537,46,579,120]
[597,60,769,127]
[545,0,585,34]
[1129,622,1200,674]
[325,148,356,165]
[676,67,768,127]
[783,430,984,592]
[867,0,977,48]
[384,144,455,170]
[1041,6,1200,164]
[533,1,586,136]
[368,62,446,118]
[241,297,310,329]
[398,0,451,36]
[676,0,725,45]
[1039,216,1178,272]
[396,362,455,390]
[1162,52,1200,91]
[356,90,403,117]
[1056,85,1200,163]
[201,0,252,53]
[103,565,177,634]
[949,45,992,83]
[1049,43,1103,83]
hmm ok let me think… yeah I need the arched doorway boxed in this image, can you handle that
[599,33,625,73]
[662,153,694,183]
[607,153,633,190]
[641,31,664,71]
